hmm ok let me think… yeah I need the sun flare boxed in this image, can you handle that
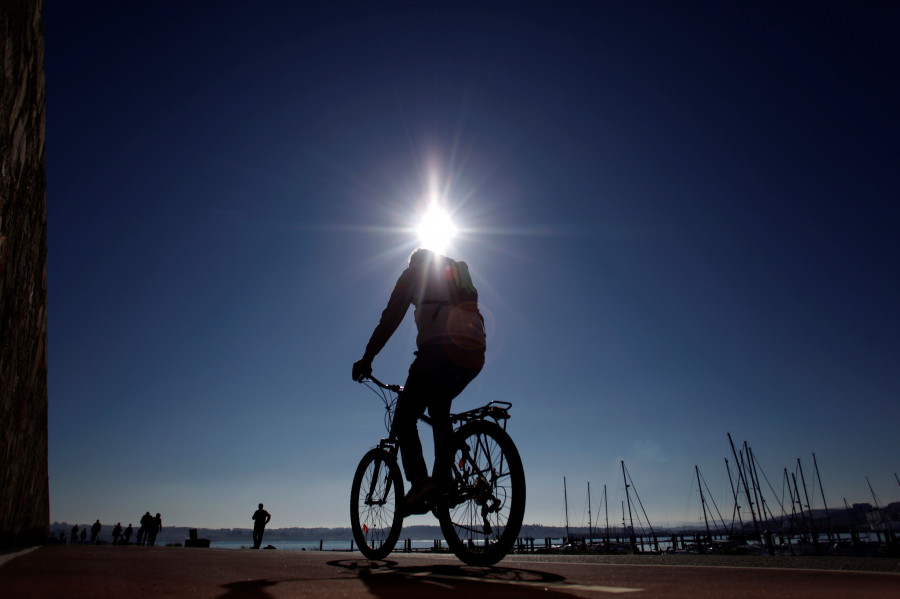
[415,204,457,254]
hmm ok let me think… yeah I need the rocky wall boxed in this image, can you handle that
[0,0,49,547]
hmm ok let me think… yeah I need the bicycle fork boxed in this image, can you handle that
[366,451,396,507]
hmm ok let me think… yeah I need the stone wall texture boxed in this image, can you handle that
[0,0,49,547]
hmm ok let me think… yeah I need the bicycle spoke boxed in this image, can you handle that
[438,420,525,566]
[450,432,511,540]
[359,461,395,541]
[351,449,403,559]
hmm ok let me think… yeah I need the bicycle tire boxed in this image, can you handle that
[437,420,526,566]
[350,448,404,560]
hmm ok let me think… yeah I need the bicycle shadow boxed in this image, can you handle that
[219,578,278,599]
[327,558,583,597]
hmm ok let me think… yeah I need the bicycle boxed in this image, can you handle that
[349,374,526,567]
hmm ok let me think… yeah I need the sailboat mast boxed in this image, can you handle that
[696,465,712,542]
[747,444,769,522]
[865,476,884,535]
[604,484,609,541]
[865,476,881,509]
[621,461,637,552]
[725,457,742,535]
[745,442,766,522]
[728,433,759,535]
[588,482,593,544]
[621,461,635,532]
[797,458,819,545]
[812,453,833,540]
[564,476,570,542]
[784,468,797,532]
[791,471,810,539]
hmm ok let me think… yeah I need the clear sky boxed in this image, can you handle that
[44,1,898,531]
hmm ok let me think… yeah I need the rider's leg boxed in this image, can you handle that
[428,395,454,489]
[395,345,485,511]
[392,349,439,485]
[394,346,463,514]
[391,393,428,485]
[428,345,485,487]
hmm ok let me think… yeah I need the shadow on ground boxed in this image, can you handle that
[326,558,583,597]
[220,578,279,599]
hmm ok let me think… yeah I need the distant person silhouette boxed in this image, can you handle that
[137,511,151,545]
[112,522,122,545]
[148,513,162,546]
[90,519,101,544]
[251,503,271,549]
[79,527,87,544]
[70,524,79,544]
[352,248,486,515]
[124,523,133,544]
[58,531,66,545]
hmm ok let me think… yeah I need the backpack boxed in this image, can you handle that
[441,257,478,307]
[416,256,486,347]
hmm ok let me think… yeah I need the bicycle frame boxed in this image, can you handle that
[361,375,513,508]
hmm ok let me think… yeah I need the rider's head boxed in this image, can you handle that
[259,503,264,509]
[409,247,440,268]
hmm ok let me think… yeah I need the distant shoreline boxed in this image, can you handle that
[49,523,723,544]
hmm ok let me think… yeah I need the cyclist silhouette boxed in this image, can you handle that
[353,248,486,515]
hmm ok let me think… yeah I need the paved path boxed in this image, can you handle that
[1,546,898,598]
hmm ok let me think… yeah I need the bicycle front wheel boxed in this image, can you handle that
[437,420,526,566]
[350,448,404,560]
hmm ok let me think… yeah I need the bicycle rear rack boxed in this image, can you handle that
[451,401,512,427]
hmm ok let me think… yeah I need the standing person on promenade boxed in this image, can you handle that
[123,523,133,544]
[112,522,122,545]
[148,513,162,546]
[90,519,101,544]
[252,503,271,549]
[70,524,79,544]
[352,248,486,515]
[137,512,151,545]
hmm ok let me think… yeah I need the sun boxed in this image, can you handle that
[415,204,457,254]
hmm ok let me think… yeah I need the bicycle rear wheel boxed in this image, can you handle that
[350,448,404,560]
[437,420,526,566]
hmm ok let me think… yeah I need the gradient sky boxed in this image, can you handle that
[44,1,898,531]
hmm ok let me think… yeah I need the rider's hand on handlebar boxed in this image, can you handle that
[352,358,372,382]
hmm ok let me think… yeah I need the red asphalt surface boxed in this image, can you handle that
[1,546,898,598]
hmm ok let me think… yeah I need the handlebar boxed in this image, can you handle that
[361,374,402,394]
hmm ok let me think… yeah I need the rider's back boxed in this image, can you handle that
[412,253,486,352]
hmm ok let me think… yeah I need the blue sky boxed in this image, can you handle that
[45,1,898,530]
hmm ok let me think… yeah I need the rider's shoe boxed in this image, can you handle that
[399,477,437,517]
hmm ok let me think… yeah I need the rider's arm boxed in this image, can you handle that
[362,267,415,363]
